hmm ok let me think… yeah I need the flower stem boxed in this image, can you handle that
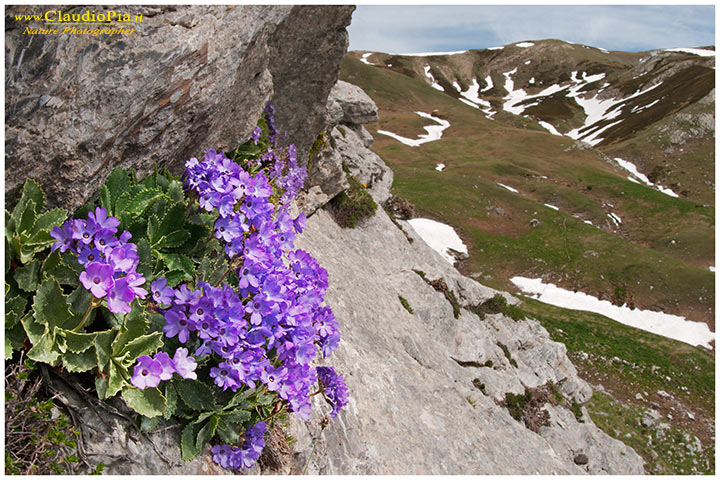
[72,299,101,332]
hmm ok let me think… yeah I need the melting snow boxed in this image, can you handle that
[525,60,532,65]
[529,77,535,84]
[608,212,622,225]
[510,277,715,348]
[710,266,716,272]
[377,111,450,147]
[487,46,503,50]
[502,69,572,115]
[481,75,494,92]
[515,42,535,48]
[424,65,444,91]
[544,203,559,211]
[436,163,446,171]
[631,99,660,113]
[538,121,562,136]
[583,220,594,225]
[407,218,467,264]
[497,183,519,193]
[614,158,679,198]
[566,80,662,146]
[664,47,715,57]
[453,77,496,118]
[360,53,376,66]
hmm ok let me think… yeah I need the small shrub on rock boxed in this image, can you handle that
[328,164,377,228]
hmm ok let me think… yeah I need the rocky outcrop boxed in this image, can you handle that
[280,195,644,474]
[299,79,392,214]
[5,5,353,210]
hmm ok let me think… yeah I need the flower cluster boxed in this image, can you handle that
[130,347,198,389]
[316,366,349,418]
[50,207,147,314]
[211,422,266,471]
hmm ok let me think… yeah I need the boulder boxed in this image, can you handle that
[5,5,354,211]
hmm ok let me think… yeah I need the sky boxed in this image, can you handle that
[347,5,715,54]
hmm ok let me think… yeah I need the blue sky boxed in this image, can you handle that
[347,5,715,53]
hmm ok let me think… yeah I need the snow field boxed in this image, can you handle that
[407,218,468,265]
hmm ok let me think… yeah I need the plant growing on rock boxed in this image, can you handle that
[5,105,349,472]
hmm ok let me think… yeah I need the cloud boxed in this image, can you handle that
[347,5,715,53]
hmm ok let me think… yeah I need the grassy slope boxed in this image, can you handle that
[523,298,714,474]
[340,56,714,326]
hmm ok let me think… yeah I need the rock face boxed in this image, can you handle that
[5,5,353,210]
[283,197,644,474]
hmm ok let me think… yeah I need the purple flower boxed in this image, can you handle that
[107,244,139,274]
[107,276,137,314]
[172,347,198,380]
[72,219,97,244]
[79,262,115,298]
[317,366,349,418]
[211,444,234,469]
[163,308,195,343]
[88,207,120,234]
[210,362,239,391]
[250,126,262,144]
[153,352,175,381]
[151,278,175,305]
[50,222,75,253]
[77,246,103,265]
[174,284,201,306]
[130,355,163,389]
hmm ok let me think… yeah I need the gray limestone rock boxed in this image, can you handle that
[327,80,379,125]
[5,5,354,212]
[289,205,644,474]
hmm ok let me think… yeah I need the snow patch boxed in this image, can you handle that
[538,120,562,136]
[524,60,532,65]
[497,183,519,193]
[614,157,679,198]
[455,77,496,118]
[631,99,660,113]
[510,277,715,348]
[376,111,450,147]
[664,47,715,57]
[424,65,444,91]
[710,266,715,272]
[360,53,376,66]
[515,42,535,48]
[435,163,446,171]
[481,75,494,92]
[608,212,622,226]
[487,46,503,50]
[544,203,559,211]
[407,218,467,265]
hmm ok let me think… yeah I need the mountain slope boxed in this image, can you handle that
[340,39,714,330]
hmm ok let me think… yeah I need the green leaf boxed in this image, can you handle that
[27,331,60,365]
[195,415,219,453]
[164,269,191,287]
[125,188,164,218]
[24,208,68,246]
[167,180,184,203]
[140,416,161,433]
[105,360,128,399]
[256,393,275,406]
[115,332,163,364]
[5,322,27,360]
[5,294,28,329]
[62,349,96,372]
[146,214,159,242]
[32,279,78,331]
[94,330,116,370]
[181,422,203,461]
[163,382,178,420]
[14,259,41,292]
[111,304,149,355]
[150,203,186,247]
[122,387,166,418]
[41,251,81,286]
[17,199,37,236]
[11,179,43,225]
[99,185,113,215]
[159,253,195,278]
[95,376,108,399]
[21,313,44,345]
[174,379,216,412]
[216,420,241,445]
[221,408,251,425]
[156,229,191,250]
[58,330,96,353]
[197,251,228,285]
[104,168,132,212]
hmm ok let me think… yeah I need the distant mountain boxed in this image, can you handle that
[339,39,715,330]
